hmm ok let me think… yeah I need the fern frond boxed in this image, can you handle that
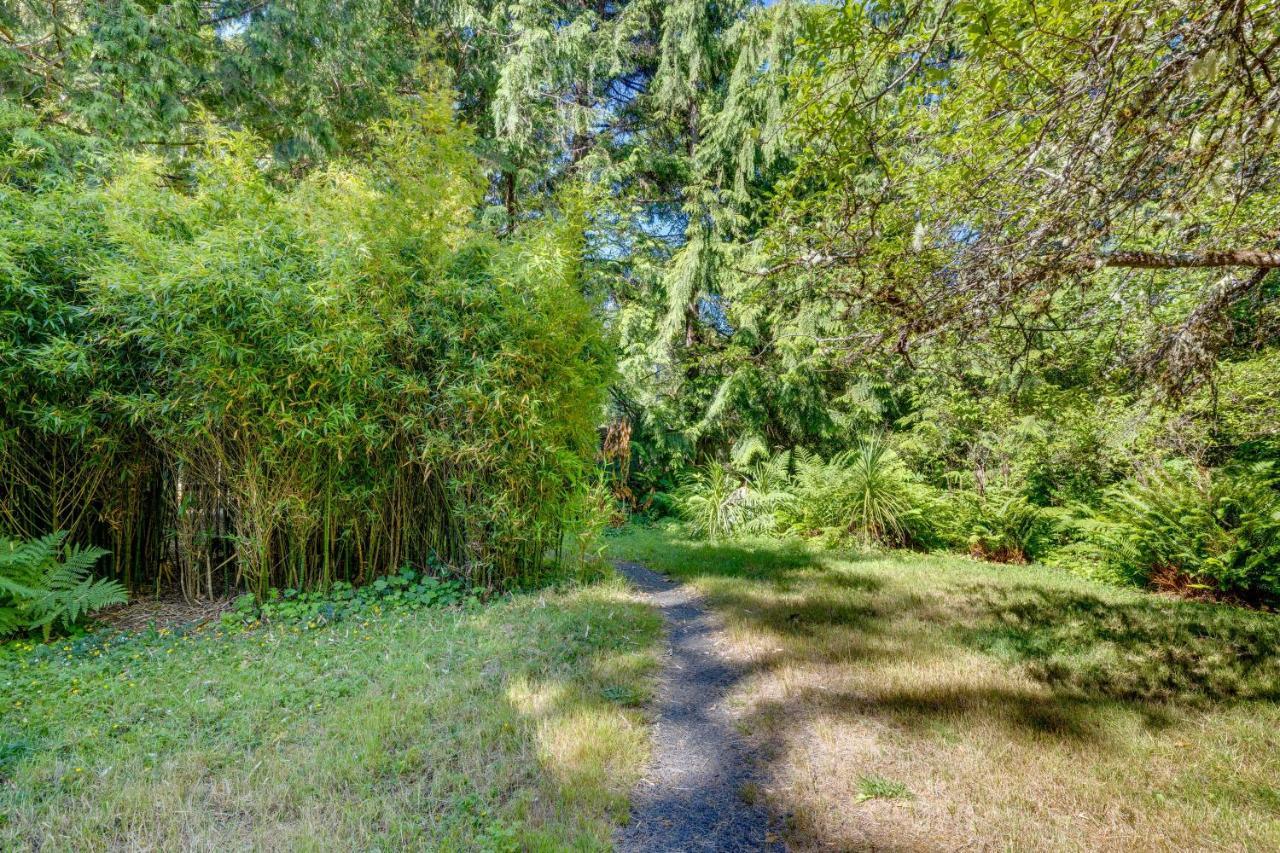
[0,531,119,638]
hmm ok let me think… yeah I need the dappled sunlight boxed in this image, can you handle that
[497,589,663,829]
[8,1,1280,850]
[958,583,1280,702]
[507,676,570,717]
[504,655,656,823]
[505,648,656,798]
[507,672,650,793]
[0,583,664,850]
[608,526,1280,851]
[533,703,649,812]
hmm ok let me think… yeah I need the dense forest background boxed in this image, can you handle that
[2,0,1278,609]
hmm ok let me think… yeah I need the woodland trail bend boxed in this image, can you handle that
[614,560,784,852]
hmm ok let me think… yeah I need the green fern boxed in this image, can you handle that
[785,447,849,534]
[677,440,938,548]
[738,449,795,536]
[1067,462,1280,601]
[946,488,1057,563]
[729,435,771,471]
[0,532,123,639]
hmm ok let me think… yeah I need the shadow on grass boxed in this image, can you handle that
[609,528,1280,851]
[619,533,1280,715]
[759,684,1109,740]
[612,535,848,589]
[495,581,665,841]
[961,583,1280,703]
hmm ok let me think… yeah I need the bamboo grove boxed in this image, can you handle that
[0,93,613,594]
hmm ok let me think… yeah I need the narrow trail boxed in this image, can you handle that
[614,560,784,852]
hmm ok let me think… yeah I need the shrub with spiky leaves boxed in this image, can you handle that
[781,438,928,548]
[676,444,797,539]
[675,462,743,540]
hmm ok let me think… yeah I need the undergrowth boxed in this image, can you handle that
[221,566,479,630]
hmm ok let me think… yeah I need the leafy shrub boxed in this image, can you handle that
[221,566,475,630]
[940,487,1058,564]
[782,449,852,536]
[0,532,124,639]
[1064,461,1280,603]
[674,462,744,540]
[673,447,796,540]
[783,438,929,548]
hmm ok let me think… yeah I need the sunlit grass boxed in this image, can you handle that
[607,524,1280,851]
[0,576,661,850]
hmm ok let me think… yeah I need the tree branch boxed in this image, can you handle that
[1094,249,1280,270]
[757,246,1280,279]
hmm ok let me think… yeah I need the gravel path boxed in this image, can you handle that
[614,560,784,852]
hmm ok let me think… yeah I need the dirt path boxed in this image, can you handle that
[614,560,784,852]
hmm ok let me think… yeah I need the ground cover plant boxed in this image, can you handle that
[0,573,661,850]
[220,566,476,630]
[607,525,1280,850]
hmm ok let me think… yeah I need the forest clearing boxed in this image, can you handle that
[3,0,1280,849]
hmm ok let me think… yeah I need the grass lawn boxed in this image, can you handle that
[0,576,661,850]
[607,524,1280,851]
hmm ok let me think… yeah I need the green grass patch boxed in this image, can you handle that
[855,774,912,802]
[0,575,661,850]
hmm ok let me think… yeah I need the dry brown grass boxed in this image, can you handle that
[608,526,1280,852]
[94,595,233,632]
